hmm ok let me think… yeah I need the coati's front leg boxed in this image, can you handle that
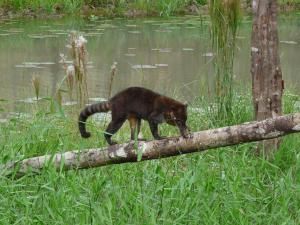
[148,111,166,140]
[105,119,125,145]
[149,121,165,140]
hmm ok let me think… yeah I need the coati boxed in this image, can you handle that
[78,87,191,145]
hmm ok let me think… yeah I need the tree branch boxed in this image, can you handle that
[2,113,300,178]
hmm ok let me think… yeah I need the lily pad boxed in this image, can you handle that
[132,65,157,69]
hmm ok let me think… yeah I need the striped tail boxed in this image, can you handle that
[78,101,111,138]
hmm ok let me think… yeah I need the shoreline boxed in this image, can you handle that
[0,2,299,21]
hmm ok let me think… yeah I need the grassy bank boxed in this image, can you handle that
[0,0,299,18]
[0,0,207,18]
[1,92,299,224]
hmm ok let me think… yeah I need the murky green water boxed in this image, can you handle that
[0,15,299,119]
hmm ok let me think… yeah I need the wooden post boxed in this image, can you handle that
[251,0,284,157]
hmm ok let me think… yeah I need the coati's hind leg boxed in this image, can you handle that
[128,117,145,141]
[105,118,125,145]
[128,116,138,140]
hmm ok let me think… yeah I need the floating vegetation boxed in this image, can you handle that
[15,65,45,69]
[125,24,138,27]
[3,28,24,33]
[154,63,168,67]
[62,101,78,106]
[94,28,105,31]
[182,48,194,51]
[17,97,40,104]
[47,29,66,33]
[159,49,172,53]
[128,30,141,34]
[84,32,104,37]
[202,52,214,57]
[28,34,58,39]
[132,64,157,69]
[124,53,136,57]
[15,62,55,69]
[89,97,108,102]
[151,48,172,53]
[143,20,156,24]
[23,62,56,65]
[280,40,298,45]
[184,26,197,29]
[98,24,117,29]
[167,26,181,30]
[0,33,11,36]
[4,21,17,25]
[155,29,172,33]
[53,32,68,36]
[39,26,51,29]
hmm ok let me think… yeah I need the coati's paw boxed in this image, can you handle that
[109,140,118,145]
[81,132,91,138]
[155,136,167,140]
[183,132,193,139]
[138,138,147,141]
[187,133,193,138]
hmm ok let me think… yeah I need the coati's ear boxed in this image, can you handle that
[184,102,188,110]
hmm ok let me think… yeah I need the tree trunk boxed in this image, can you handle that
[251,0,284,157]
[2,113,300,179]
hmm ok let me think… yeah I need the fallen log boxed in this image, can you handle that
[2,113,300,178]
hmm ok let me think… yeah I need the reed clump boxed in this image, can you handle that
[209,0,241,125]
[59,32,89,108]
[31,74,40,101]
[107,61,117,99]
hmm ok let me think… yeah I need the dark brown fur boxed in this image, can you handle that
[79,87,191,145]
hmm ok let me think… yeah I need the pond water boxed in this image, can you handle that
[0,14,299,119]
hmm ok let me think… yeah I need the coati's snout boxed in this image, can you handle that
[166,104,191,138]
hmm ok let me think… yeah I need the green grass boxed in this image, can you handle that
[0,0,299,18]
[0,92,299,224]
[279,0,300,4]
[0,0,83,13]
[0,0,208,16]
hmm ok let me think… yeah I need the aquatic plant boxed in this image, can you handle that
[66,64,75,101]
[59,32,89,108]
[31,74,40,101]
[107,61,117,99]
[209,0,241,125]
